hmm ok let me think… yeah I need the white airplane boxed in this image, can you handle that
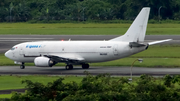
[5,7,171,70]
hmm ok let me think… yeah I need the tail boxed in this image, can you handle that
[109,7,150,42]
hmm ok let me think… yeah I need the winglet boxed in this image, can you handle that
[148,39,172,45]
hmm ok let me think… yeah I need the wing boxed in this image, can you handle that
[44,54,85,64]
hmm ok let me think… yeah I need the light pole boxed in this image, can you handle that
[129,59,143,81]
[158,6,162,23]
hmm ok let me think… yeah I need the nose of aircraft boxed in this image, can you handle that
[5,50,12,59]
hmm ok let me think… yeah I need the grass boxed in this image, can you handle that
[0,75,83,99]
[0,75,83,90]
[92,58,180,67]
[0,94,12,98]
[0,75,157,91]
[132,45,180,58]
[1,45,180,67]
[0,23,180,35]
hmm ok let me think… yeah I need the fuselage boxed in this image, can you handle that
[5,41,147,64]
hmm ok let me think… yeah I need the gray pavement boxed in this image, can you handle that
[0,66,179,76]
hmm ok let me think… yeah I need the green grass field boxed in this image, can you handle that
[0,23,180,35]
[0,75,157,91]
[0,75,83,90]
[0,75,84,98]
[0,94,12,99]
[1,45,180,67]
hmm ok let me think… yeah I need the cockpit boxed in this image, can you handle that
[5,45,19,60]
[11,47,15,50]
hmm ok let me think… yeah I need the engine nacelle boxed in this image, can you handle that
[34,57,55,67]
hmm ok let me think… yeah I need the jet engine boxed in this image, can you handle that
[34,57,55,67]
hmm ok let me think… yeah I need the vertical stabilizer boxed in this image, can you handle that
[109,7,150,42]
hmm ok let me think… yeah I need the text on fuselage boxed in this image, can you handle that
[26,45,42,48]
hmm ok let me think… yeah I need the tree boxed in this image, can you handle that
[14,2,30,21]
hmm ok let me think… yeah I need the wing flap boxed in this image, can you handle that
[44,54,85,64]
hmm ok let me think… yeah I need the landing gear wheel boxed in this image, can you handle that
[82,64,89,69]
[66,65,73,70]
[20,62,25,69]
[20,65,25,69]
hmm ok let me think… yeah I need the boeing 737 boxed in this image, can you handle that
[5,7,171,70]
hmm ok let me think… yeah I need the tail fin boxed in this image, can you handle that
[109,7,150,42]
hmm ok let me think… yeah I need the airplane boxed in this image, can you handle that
[5,7,171,70]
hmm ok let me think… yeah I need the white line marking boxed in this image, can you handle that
[0,38,54,39]
[0,40,54,42]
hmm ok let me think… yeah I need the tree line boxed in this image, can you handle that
[0,0,180,22]
[2,73,180,101]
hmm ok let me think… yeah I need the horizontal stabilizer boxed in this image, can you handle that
[148,39,172,45]
[129,42,147,47]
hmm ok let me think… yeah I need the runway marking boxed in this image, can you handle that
[0,38,54,39]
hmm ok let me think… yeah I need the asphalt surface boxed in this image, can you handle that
[0,35,179,53]
[0,66,180,76]
[0,89,26,94]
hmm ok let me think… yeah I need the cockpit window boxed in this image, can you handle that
[11,47,15,50]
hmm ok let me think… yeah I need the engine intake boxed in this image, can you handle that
[34,57,55,67]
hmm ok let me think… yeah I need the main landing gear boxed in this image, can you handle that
[65,64,73,70]
[65,64,89,70]
[20,62,25,69]
[82,64,89,69]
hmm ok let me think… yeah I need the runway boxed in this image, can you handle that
[0,66,180,76]
[0,35,179,53]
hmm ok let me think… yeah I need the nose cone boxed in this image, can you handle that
[5,50,12,59]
